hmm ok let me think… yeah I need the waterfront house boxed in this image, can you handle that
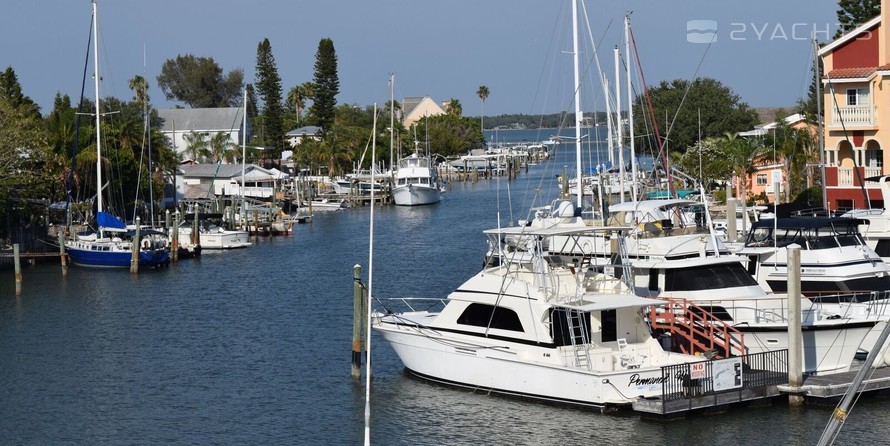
[157,108,247,160]
[285,126,322,147]
[178,163,288,201]
[738,113,816,204]
[401,96,446,128]
[819,0,890,211]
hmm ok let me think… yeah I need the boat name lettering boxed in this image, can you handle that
[628,374,669,387]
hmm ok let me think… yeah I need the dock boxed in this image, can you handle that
[631,353,890,417]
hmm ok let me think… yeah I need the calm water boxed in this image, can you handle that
[2,142,890,444]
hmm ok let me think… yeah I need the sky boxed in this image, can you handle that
[3,0,840,119]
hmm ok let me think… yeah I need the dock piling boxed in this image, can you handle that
[352,264,364,379]
[14,243,22,296]
[58,232,67,276]
[130,217,140,274]
[787,244,803,406]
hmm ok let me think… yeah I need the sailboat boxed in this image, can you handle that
[65,2,170,268]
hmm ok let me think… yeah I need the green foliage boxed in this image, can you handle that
[411,114,485,158]
[0,94,53,226]
[671,139,734,188]
[156,54,243,108]
[309,38,340,137]
[444,98,462,116]
[632,77,759,155]
[835,0,880,38]
[255,39,285,160]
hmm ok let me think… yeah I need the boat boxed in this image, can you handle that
[64,2,169,269]
[373,226,704,408]
[176,214,250,250]
[305,197,348,210]
[840,175,890,261]
[392,152,441,206]
[734,217,890,296]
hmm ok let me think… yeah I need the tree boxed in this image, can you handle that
[720,132,766,205]
[412,114,485,158]
[208,132,237,163]
[183,131,209,162]
[157,54,243,108]
[255,38,285,163]
[309,38,340,137]
[632,77,759,155]
[444,98,462,117]
[287,82,314,126]
[477,85,490,131]
[0,66,39,117]
[835,0,880,38]
[128,75,150,110]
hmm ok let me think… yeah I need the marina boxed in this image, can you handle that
[5,142,890,443]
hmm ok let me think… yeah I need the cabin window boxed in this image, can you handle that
[691,305,733,322]
[456,303,524,332]
[663,263,758,292]
[648,270,659,292]
[550,308,591,347]
[875,240,890,257]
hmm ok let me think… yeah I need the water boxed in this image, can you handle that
[2,153,890,444]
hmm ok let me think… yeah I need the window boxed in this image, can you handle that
[551,308,591,346]
[456,303,524,332]
[846,88,868,106]
[663,263,759,292]
[865,147,883,168]
[756,174,767,186]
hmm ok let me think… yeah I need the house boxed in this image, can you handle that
[286,126,322,147]
[177,163,288,201]
[738,113,816,203]
[401,96,446,128]
[157,107,247,160]
[819,0,890,211]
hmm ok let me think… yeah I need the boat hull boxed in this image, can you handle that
[375,320,686,407]
[67,246,169,268]
[392,185,440,206]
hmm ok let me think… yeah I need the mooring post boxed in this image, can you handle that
[352,264,364,379]
[58,232,67,277]
[130,217,141,274]
[726,198,737,244]
[787,244,804,406]
[14,243,22,296]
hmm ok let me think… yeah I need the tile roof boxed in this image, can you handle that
[825,67,877,79]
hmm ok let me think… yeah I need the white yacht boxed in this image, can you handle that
[176,216,251,250]
[392,152,441,206]
[374,227,704,408]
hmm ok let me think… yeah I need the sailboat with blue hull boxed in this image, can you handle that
[64,2,169,269]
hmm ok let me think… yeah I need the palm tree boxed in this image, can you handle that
[208,132,237,163]
[183,131,209,163]
[287,82,313,125]
[476,85,490,132]
[721,132,764,205]
[444,98,462,116]
[128,75,150,111]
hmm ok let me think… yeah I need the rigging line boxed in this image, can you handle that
[824,70,871,209]
[68,10,95,215]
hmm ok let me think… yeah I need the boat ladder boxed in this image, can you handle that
[566,308,591,370]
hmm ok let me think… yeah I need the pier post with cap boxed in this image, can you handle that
[58,232,67,276]
[787,244,803,405]
[130,217,140,274]
[14,243,22,296]
[352,264,364,379]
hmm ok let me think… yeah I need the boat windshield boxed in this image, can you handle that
[663,263,759,292]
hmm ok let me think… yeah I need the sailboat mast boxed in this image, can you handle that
[604,74,614,165]
[389,73,395,172]
[241,87,247,221]
[92,1,103,216]
[814,39,827,211]
[615,46,625,203]
[625,14,638,202]
[571,0,583,208]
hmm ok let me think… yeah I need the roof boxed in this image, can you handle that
[179,163,286,180]
[286,126,321,136]
[609,199,697,213]
[826,66,879,79]
[750,217,865,230]
[483,225,632,237]
[401,97,424,118]
[157,108,245,133]
[818,15,881,56]
[558,294,666,312]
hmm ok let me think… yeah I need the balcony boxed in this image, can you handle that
[836,167,884,186]
[831,105,876,128]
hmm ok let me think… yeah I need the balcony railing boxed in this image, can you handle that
[831,105,876,127]
[837,167,884,186]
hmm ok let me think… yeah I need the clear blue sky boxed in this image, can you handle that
[3,0,839,118]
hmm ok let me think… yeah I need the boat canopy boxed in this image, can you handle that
[483,225,632,238]
[749,217,866,230]
[556,294,665,312]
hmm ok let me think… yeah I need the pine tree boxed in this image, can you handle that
[310,38,340,137]
[255,39,285,164]
[835,0,880,38]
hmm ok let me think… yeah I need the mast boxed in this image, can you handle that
[92,1,103,217]
[241,87,247,223]
[604,74,614,166]
[625,13,638,203]
[389,73,395,171]
[615,46,626,203]
[571,0,583,208]
[814,39,827,210]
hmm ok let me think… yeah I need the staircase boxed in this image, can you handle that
[566,308,591,370]
[647,298,746,358]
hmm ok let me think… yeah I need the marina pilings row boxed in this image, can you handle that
[352,264,365,379]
